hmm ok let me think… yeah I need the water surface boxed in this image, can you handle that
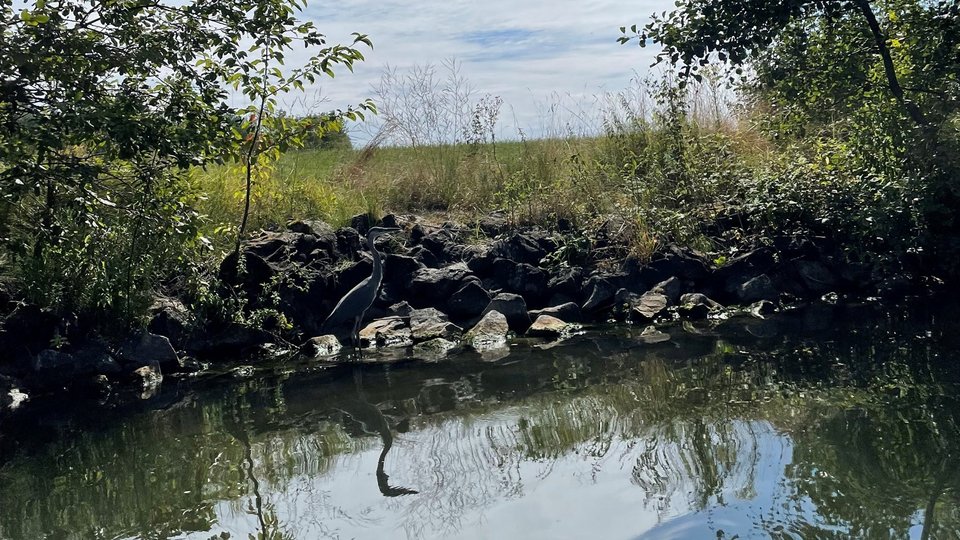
[2,302,959,539]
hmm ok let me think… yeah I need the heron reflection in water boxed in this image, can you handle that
[338,367,419,497]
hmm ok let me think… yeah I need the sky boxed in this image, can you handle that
[273,0,676,144]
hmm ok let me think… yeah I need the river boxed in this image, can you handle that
[1,301,959,539]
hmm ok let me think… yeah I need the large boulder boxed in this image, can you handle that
[287,219,338,257]
[484,293,532,333]
[407,263,479,308]
[147,297,193,348]
[489,258,549,306]
[796,260,837,293]
[119,333,180,372]
[464,310,510,351]
[489,232,549,266]
[547,267,584,301]
[447,282,492,320]
[409,308,462,342]
[581,276,616,315]
[650,277,684,306]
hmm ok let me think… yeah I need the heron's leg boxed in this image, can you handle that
[353,316,361,349]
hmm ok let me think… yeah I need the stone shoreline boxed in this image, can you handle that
[0,212,939,413]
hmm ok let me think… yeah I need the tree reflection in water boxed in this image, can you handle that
[0,303,959,538]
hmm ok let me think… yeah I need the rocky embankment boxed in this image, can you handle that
[0,212,932,412]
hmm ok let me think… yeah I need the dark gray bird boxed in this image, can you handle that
[323,226,401,347]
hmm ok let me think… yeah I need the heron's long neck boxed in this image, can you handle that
[368,233,383,286]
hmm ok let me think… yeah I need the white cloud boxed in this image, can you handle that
[275,0,675,143]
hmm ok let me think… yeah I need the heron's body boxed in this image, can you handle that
[322,227,399,346]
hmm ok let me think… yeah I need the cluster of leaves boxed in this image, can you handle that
[0,0,372,329]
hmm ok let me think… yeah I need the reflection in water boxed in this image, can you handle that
[1,303,960,538]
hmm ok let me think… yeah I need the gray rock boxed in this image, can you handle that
[410,308,463,342]
[581,276,616,314]
[530,302,583,323]
[677,293,722,319]
[119,332,180,372]
[631,292,669,321]
[651,277,684,305]
[465,310,510,351]
[302,335,343,357]
[796,260,837,293]
[388,301,415,318]
[411,338,460,361]
[527,315,579,338]
[359,317,413,348]
[147,297,193,347]
[447,281,492,320]
[736,274,779,303]
[485,293,532,333]
[408,263,480,307]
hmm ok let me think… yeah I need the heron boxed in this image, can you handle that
[323,226,401,347]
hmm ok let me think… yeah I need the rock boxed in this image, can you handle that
[384,253,423,281]
[131,365,162,399]
[408,263,479,308]
[333,258,373,296]
[736,274,779,303]
[631,292,669,322]
[410,308,462,342]
[302,335,343,357]
[119,332,179,372]
[638,325,671,344]
[548,267,584,300]
[581,276,616,315]
[147,297,192,348]
[218,250,277,290]
[351,213,372,235]
[750,300,778,318]
[677,293,722,319]
[447,282,492,320]
[530,302,583,323]
[388,301,415,318]
[527,315,579,338]
[0,304,60,357]
[464,310,510,351]
[335,227,362,258]
[489,232,547,266]
[485,293,532,333]
[359,317,412,348]
[475,210,510,236]
[796,260,837,293]
[651,277,684,305]
[411,338,460,361]
[187,323,273,355]
[490,258,550,305]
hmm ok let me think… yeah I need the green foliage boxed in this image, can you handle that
[0,0,372,329]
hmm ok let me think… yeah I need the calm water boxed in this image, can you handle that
[2,302,960,539]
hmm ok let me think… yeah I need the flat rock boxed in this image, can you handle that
[530,302,583,323]
[359,317,412,348]
[631,292,669,321]
[465,310,510,352]
[526,315,579,338]
[302,335,343,357]
[410,308,462,342]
